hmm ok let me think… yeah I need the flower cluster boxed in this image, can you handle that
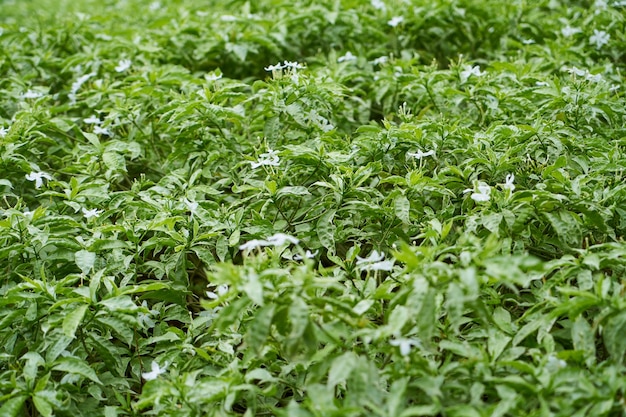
[264,61,305,72]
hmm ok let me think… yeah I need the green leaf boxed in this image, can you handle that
[317,210,336,253]
[53,357,101,384]
[394,194,410,224]
[245,304,275,354]
[32,393,53,417]
[102,151,126,172]
[63,304,88,338]
[0,395,28,417]
[327,352,358,389]
[75,250,96,275]
[602,311,626,364]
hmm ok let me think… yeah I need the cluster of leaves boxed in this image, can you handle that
[1,0,626,415]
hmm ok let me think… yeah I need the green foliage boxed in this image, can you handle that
[1,0,626,415]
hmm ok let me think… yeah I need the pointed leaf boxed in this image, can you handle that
[63,304,88,338]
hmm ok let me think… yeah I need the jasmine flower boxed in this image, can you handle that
[293,249,319,261]
[250,149,280,169]
[407,149,435,159]
[464,181,491,202]
[589,29,610,49]
[83,115,102,125]
[142,361,167,380]
[25,171,52,189]
[360,259,395,272]
[205,72,222,81]
[460,65,484,83]
[93,125,112,136]
[115,59,132,73]
[82,207,102,219]
[0,126,8,138]
[388,16,404,27]
[22,90,44,99]
[206,284,229,300]
[372,56,388,65]
[566,66,587,77]
[371,0,386,10]
[266,233,299,246]
[390,337,422,356]
[283,61,304,70]
[561,25,581,37]
[338,51,357,63]
[356,250,385,265]
[239,233,299,252]
[503,173,515,192]
[239,239,271,251]
[264,62,284,72]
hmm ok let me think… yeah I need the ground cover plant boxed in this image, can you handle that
[1,0,626,415]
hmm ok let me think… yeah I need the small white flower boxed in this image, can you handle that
[70,72,95,95]
[361,259,395,272]
[545,355,567,372]
[83,115,102,125]
[589,29,610,49]
[239,239,271,251]
[142,361,167,380]
[250,149,280,169]
[22,90,44,99]
[609,84,620,92]
[205,72,222,81]
[387,16,404,27]
[503,173,515,192]
[371,0,386,10]
[460,65,484,83]
[390,338,422,356]
[115,59,132,73]
[338,51,357,63]
[239,233,299,252]
[82,207,102,219]
[93,125,112,136]
[566,66,588,77]
[25,171,52,189]
[464,181,491,202]
[356,250,385,265]
[561,25,581,37]
[266,233,299,246]
[594,0,608,10]
[264,62,284,72]
[585,72,603,83]
[0,126,8,138]
[206,284,229,299]
[407,149,435,160]
[293,249,319,261]
[372,56,388,65]
[283,61,304,70]
[521,38,535,45]
[535,81,549,87]
[220,15,237,22]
